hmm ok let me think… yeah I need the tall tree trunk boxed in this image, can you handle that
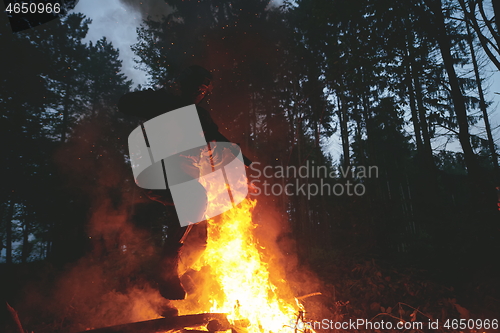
[337,93,350,171]
[414,71,434,174]
[425,0,480,179]
[494,0,500,34]
[296,125,311,259]
[21,210,30,263]
[361,85,373,166]
[406,55,424,156]
[406,30,437,181]
[361,89,377,191]
[465,19,500,184]
[5,197,15,264]
[60,83,71,143]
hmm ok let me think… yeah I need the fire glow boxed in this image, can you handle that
[172,146,314,332]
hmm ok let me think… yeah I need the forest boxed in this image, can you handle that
[1,0,499,332]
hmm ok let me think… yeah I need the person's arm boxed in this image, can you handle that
[196,107,252,166]
[241,150,253,167]
[211,132,253,167]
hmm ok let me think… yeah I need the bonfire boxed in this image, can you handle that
[172,197,310,333]
[169,145,315,332]
[68,146,317,333]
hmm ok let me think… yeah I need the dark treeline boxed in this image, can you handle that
[1,0,499,328]
[130,0,499,285]
[1,12,133,266]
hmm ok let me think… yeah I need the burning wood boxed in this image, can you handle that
[74,313,230,333]
[172,197,315,333]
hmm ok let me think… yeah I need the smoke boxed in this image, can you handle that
[252,198,329,318]
[15,111,176,332]
[20,257,169,332]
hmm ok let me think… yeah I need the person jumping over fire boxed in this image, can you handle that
[118,65,251,305]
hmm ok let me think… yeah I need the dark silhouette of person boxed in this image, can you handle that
[118,65,250,306]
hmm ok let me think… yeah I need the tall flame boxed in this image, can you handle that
[172,146,311,332]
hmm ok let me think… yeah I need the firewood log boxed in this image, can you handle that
[74,313,229,333]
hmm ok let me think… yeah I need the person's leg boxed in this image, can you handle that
[157,239,186,301]
[148,151,208,301]
[153,183,208,301]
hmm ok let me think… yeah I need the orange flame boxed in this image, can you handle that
[172,146,313,332]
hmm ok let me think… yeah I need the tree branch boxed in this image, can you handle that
[457,0,500,71]
[478,0,500,50]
